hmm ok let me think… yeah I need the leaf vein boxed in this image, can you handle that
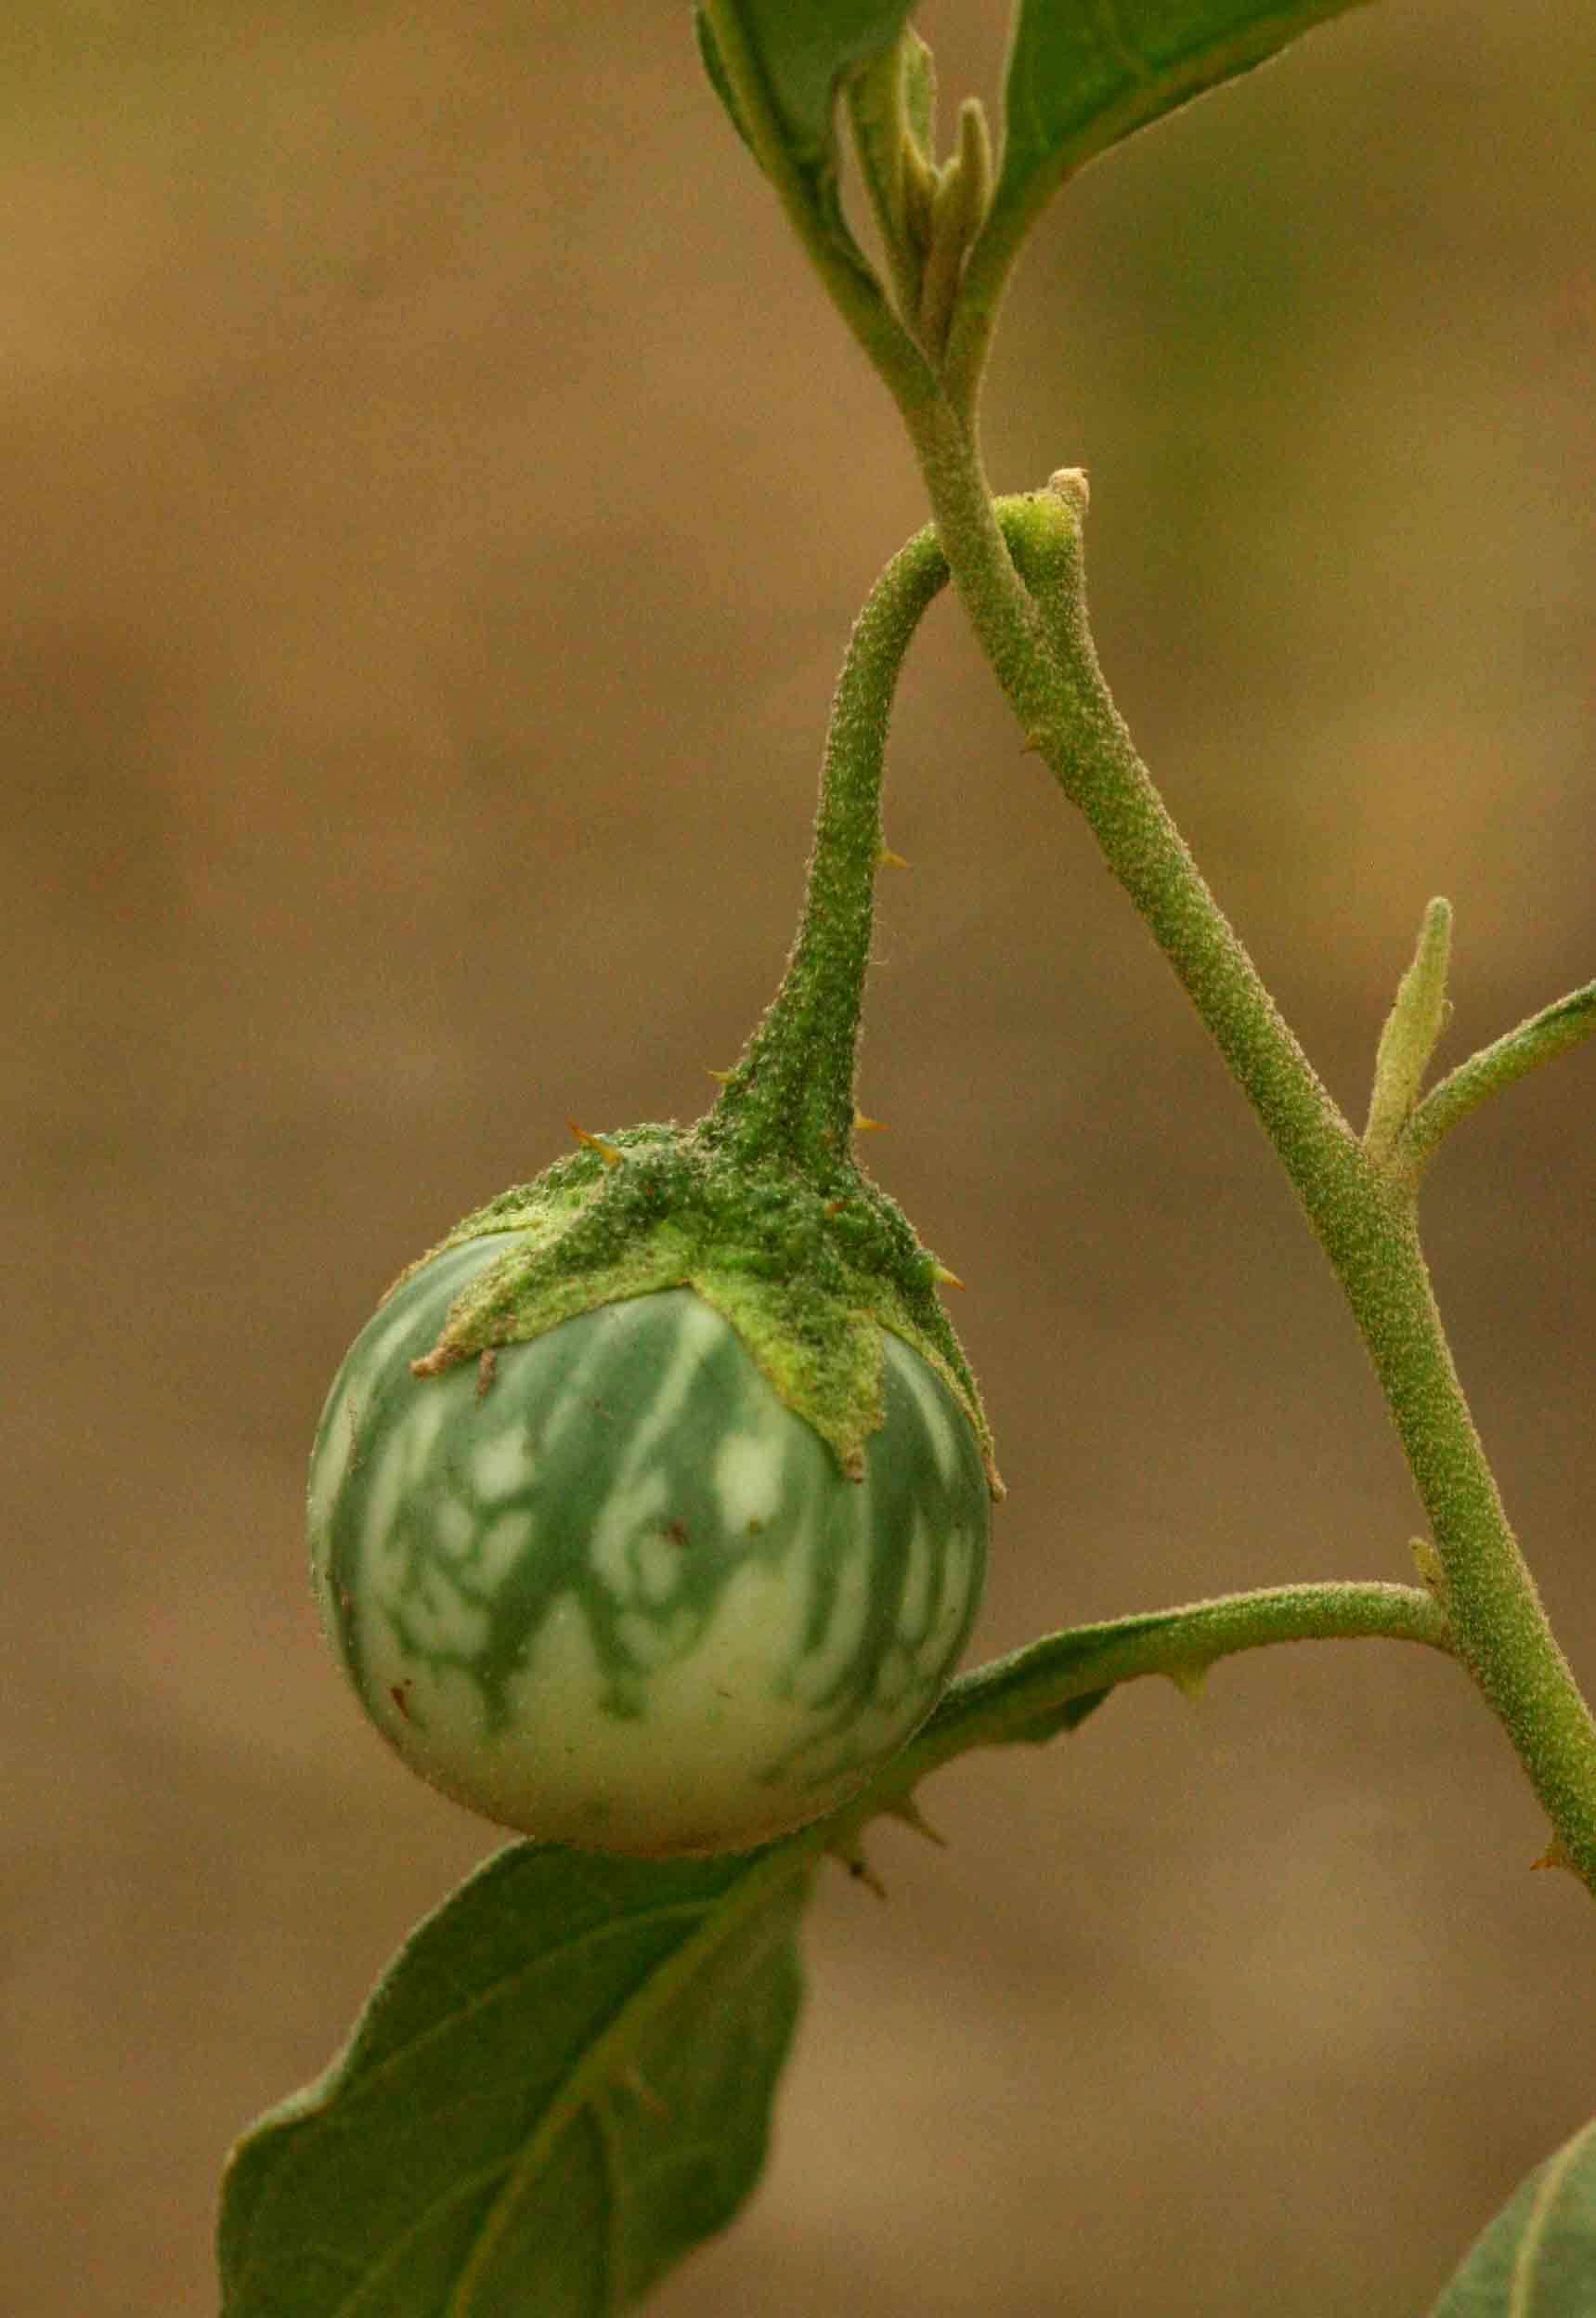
[1087,0,1155,85]
[447,1844,815,2309]
[1509,2117,1596,2316]
[337,1895,717,2113]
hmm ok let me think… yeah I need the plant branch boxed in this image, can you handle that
[697,0,937,419]
[940,175,1053,428]
[916,422,1357,1188]
[910,442,1596,1896]
[838,1581,1454,1817]
[1400,979,1596,1181]
[705,527,950,1165]
[694,14,1596,1891]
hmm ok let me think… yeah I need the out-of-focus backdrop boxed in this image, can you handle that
[5,2,1592,2311]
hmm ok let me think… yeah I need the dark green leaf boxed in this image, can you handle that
[900,23,937,158]
[694,1,915,261]
[219,1840,816,2316]
[993,0,1370,233]
[1429,2118,1596,2315]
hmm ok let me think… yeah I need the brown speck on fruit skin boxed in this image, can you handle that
[390,1680,413,1720]
[342,1400,368,1475]
[663,1517,691,1550]
[475,1348,498,1399]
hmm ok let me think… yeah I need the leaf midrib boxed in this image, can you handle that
[445,1841,817,2312]
[1509,2120,1596,2316]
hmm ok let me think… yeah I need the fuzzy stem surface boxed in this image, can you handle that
[697,0,937,420]
[902,408,1596,1895]
[705,529,950,1171]
[1401,980,1596,1181]
[692,17,1596,1891]
[840,1581,1455,1816]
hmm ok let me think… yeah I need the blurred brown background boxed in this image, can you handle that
[4,1,1592,2311]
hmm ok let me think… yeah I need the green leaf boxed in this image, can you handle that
[992,0,1370,238]
[219,1840,816,2315]
[695,11,758,158]
[695,1,915,260]
[1429,2119,1596,2316]
[900,23,937,158]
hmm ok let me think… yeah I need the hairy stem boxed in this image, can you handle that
[703,530,950,1171]
[940,173,1051,428]
[906,417,1596,1895]
[914,420,1356,1180]
[840,1581,1454,1817]
[694,16,1596,1890]
[1401,979,1596,1182]
[697,0,937,420]
[1364,896,1454,1164]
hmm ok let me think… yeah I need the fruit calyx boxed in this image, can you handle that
[400,1114,999,1495]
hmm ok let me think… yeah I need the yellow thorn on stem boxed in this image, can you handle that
[1019,735,1044,756]
[933,1262,966,1291]
[1166,1662,1209,1702]
[878,847,910,870]
[887,1794,949,1848]
[703,1065,733,1085]
[1530,1835,1576,1875]
[828,1838,889,1899]
[568,1119,624,1168]
[854,1112,888,1133]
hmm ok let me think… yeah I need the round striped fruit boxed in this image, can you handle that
[309,1235,990,1856]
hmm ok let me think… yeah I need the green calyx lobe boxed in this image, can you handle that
[403,1111,1001,1496]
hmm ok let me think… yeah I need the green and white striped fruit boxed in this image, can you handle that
[310,1234,990,1856]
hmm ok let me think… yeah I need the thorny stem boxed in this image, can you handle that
[906,424,1596,1897]
[715,470,1596,1894]
[703,528,950,1172]
[865,1580,1456,1807]
[702,20,1596,1895]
